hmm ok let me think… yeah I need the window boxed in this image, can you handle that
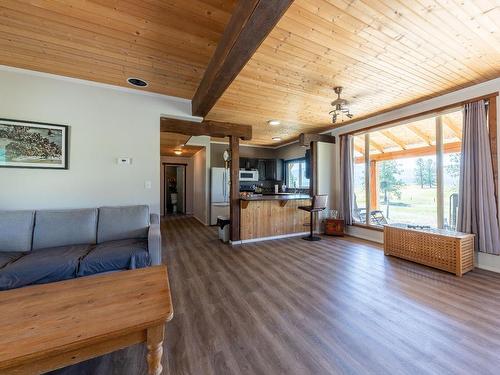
[285,158,310,189]
[353,134,367,223]
[352,109,463,229]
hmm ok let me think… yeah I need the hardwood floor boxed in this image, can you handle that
[51,216,500,375]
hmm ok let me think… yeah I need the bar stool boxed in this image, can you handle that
[299,195,328,241]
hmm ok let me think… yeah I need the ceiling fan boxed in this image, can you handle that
[329,86,353,124]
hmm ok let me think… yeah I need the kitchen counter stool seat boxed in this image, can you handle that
[299,195,328,241]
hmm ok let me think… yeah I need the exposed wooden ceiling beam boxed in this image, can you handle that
[160,117,252,140]
[380,130,407,150]
[191,0,294,117]
[298,133,336,146]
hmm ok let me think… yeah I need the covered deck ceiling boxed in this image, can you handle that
[354,110,462,163]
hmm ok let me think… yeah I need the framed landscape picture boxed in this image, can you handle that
[0,118,68,169]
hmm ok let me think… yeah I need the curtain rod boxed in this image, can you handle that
[340,92,498,137]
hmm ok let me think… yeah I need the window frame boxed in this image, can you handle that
[352,110,461,230]
[284,158,310,189]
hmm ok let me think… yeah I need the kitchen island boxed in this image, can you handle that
[240,194,311,241]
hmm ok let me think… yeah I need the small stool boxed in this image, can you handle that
[299,195,328,241]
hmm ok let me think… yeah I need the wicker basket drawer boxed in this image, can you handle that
[384,225,474,276]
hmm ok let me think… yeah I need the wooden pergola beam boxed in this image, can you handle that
[191,0,294,117]
[355,141,461,164]
[380,130,407,150]
[406,125,432,146]
[353,144,365,155]
[443,117,462,140]
[160,117,252,140]
[369,139,385,153]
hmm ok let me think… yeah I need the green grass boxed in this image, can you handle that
[354,184,459,227]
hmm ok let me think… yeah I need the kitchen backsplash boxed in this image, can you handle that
[240,181,309,194]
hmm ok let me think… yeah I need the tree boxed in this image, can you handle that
[415,158,436,188]
[415,158,425,188]
[446,153,461,182]
[379,161,404,204]
[423,159,436,188]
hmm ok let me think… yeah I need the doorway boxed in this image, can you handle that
[164,164,186,215]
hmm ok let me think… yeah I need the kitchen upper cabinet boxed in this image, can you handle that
[264,159,275,180]
[257,160,266,181]
[239,158,283,181]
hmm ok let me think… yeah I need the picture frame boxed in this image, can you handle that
[0,118,69,170]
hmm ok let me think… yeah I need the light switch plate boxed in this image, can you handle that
[144,180,152,189]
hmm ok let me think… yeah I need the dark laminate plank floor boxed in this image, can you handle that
[50,216,500,375]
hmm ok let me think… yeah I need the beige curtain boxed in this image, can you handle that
[457,100,500,255]
[339,134,354,225]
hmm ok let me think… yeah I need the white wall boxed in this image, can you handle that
[188,136,211,225]
[330,78,500,273]
[193,148,207,224]
[0,66,196,213]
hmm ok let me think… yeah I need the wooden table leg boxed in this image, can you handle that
[147,324,165,375]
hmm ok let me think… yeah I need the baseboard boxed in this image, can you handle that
[237,232,310,244]
[477,252,500,273]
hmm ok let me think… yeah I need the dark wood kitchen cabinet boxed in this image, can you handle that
[239,158,283,181]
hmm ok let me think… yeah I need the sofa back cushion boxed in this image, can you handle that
[0,210,35,252]
[33,208,98,250]
[97,205,149,243]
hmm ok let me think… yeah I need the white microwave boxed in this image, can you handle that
[239,170,259,181]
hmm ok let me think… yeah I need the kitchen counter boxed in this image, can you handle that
[239,195,311,241]
[240,194,311,201]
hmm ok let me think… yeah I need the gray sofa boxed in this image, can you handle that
[0,205,161,291]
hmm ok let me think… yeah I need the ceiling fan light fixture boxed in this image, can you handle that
[272,136,282,141]
[329,86,353,124]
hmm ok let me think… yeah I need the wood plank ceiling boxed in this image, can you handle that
[0,0,236,99]
[206,0,500,145]
[160,132,203,157]
[0,0,498,146]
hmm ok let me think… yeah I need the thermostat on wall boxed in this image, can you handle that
[117,157,132,165]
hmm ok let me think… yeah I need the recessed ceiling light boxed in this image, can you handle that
[174,150,182,155]
[127,77,148,87]
[272,137,282,141]
[268,120,281,126]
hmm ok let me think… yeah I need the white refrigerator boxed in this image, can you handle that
[211,167,230,225]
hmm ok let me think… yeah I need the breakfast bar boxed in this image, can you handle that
[240,194,311,241]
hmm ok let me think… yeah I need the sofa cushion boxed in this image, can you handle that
[97,205,149,243]
[33,209,98,250]
[0,210,35,252]
[77,238,150,276]
[0,244,92,291]
[0,252,25,269]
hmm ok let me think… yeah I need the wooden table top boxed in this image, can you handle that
[0,266,173,370]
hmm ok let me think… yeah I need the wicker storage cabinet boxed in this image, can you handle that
[384,225,474,276]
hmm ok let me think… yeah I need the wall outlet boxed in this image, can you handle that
[144,180,152,189]
[118,157,131,165]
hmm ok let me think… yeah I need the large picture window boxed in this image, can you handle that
[285,158,310,189]
[352,109,463,229]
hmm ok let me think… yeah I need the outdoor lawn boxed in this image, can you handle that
[354,154,460,229]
